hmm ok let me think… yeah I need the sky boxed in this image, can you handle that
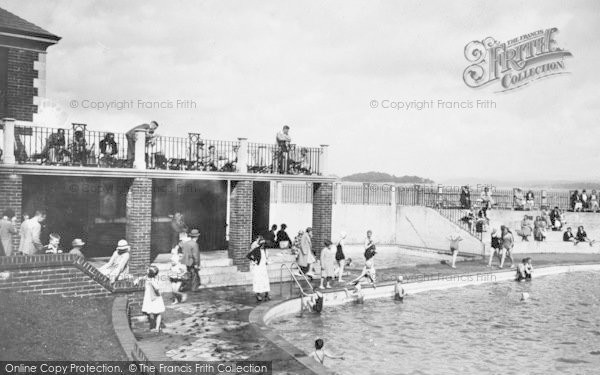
[4,0,600,183]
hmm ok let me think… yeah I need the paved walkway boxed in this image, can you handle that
[131,252,600,374]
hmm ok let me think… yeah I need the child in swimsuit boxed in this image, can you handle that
[350,258,377,288]
[309,339,344,365]
[303,291,324,313]
[344,283,364,304]
[394,275,406,301]
[515,257,533,281]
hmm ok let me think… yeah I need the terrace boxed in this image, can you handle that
[0,119,327,178]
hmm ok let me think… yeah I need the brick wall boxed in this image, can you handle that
[0,173,23,254]
[126,178,152,276]
[228,180,253,271]
[312,183,333,257]
[4,48,39,121]
[0,254,111,297]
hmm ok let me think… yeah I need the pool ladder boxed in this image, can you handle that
[279,263,314,308]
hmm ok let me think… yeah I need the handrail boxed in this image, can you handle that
[279,262,314,297]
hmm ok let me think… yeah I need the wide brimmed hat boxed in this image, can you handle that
[71,238,85,247]
[116,239,130,251]
[189,229,200,238]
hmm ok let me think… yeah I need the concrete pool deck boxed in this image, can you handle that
[131,253,600,374]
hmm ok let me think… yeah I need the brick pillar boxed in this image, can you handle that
[228,180,253,271]
[312,182,333,258]
[0,173,22,254]
[126,178,152,275]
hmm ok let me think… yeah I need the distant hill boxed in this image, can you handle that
[342,172,434,184]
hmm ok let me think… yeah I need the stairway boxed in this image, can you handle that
[435,207,484,242]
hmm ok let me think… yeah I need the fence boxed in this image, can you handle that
[14,125,130,168]
[147,136,239,171]
[247,143,321,175]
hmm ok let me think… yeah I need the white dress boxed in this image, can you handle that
[252,249,270,293]
[142,278,165,314]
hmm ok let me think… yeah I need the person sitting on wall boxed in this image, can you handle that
[41,128,70,165]
[581,190,589,211]
[43,233,63,254]
[533,216,547,241]
[513,188,525,210]
[525,190,535,210]
[263,224,278,248]
[515,257,533,282]
[591,190,600,213]
[563,227,577,243]
[575,226,595,247]
[99,132,118,166]
[70,130,88,166]
[517,215,533,241]
[99,239,131,284]
[221,145,239,172]
[276,223,291,248]
[550,207,564,231]
[68,238,85,258]
[461,209,476,231]
[572,190,583,212]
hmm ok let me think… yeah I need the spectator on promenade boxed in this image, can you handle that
[335,231,347,282]
[572,191,583,212]
[264,224,278,248]
[575,226,595,246]
[135,265,165,333]
[43,233,63,254]
[499,225,515,269]
[480,187,494,218]
[591,190,599,213]
[222,145,239,172]
[99,239,131,284]
[460,186,471,209]
[525,190,535,210]
[298,227,314,278]
[169,212,188,247]
[461,209,476,231]
[309,339,344,365]
[517,215,533,241]
[541,208,552,228]
[276,125,291,174]
[68,238,85,258]
[487,228,503,268]
[475,209,488,233]
[41,128,69,165]
[563,227,577,243]
[18,211,46,255]
[247,236,270,302]
[550,207,564,231]
[99,132,118,166]
[319,239,336,289]
[582,190,589,210]
[125,121,159,162]
[448,232,463,268]
[181,229,201,290]
[0,209,17,256]
[169,247,188,305]
[513,188,525,210]
[71,130,88,166]
[276,223,291,248]
[533,216,547,241]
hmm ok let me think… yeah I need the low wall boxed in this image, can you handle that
[270,202,483,253]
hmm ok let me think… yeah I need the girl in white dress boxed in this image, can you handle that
[247,237,271,302]
[136,265,166,332]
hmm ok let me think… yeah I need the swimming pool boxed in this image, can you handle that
[269,272,600,374]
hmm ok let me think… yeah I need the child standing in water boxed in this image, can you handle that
[135,265,166,333]
[394,276,406,301]
[344,283,365,304]
[309,339,344,365]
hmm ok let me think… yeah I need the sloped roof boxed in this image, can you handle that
[0,7,60,41]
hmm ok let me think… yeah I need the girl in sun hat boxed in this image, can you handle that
[99,239,131,284]
[135,265,166,333]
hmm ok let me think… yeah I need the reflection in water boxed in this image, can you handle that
[270,272,600,375]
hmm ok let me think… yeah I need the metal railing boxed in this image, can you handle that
[279,262,314,298]
[146,136,240,171]
[13,125,130,168]
[247,143,321,175]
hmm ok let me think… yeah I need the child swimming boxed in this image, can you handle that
[309,339,344,365]
[344,283,364,304]
[394,276,406,301]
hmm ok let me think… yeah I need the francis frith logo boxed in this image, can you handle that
[463,28,572,92]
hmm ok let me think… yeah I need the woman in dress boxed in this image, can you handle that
[319,239,336,289]
[99,239,131,284]
[247,236,271,302]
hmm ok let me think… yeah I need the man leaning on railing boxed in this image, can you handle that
[125,120,159,165]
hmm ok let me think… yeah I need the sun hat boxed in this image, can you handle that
[71,238,85,247]
[116,239,130,250]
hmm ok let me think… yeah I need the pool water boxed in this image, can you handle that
[269,272,600,375]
